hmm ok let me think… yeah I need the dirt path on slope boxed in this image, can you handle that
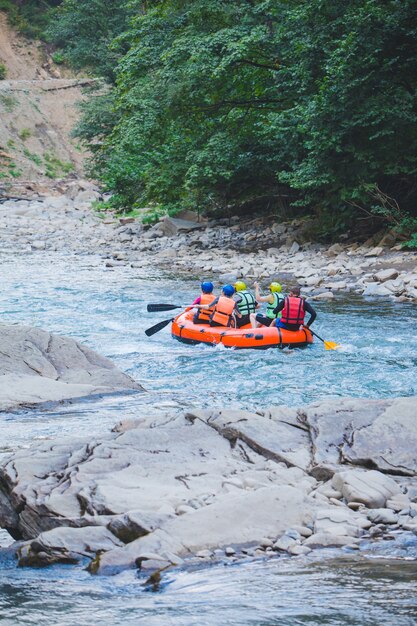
[0,11,92,188]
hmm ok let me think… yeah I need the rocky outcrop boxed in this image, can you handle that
[0,396,415,575]
[0,324,142,410]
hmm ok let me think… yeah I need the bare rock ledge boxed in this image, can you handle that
[0,324,143,411]
[0,396,416,575]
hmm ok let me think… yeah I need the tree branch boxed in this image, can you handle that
[232,58,281,72]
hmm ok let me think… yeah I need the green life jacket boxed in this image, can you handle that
[267,292,284,319]
[236,290,257,316]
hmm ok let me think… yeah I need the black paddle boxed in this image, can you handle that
[147,303,184,312]
[144,317,174,337]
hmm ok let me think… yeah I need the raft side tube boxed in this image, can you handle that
[171,311,313,350]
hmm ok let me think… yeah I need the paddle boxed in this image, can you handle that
[144,317,174,337]
[147,303,184,312]
[307,327,340,351]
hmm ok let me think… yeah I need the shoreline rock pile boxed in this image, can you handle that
[0,396,415,576]
[1,188,416,303]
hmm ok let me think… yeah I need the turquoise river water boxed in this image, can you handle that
[0,251,416,625]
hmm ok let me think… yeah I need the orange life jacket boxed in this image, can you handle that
[280,296,305,326]
[210,296,236,327]
[195,292,215,323]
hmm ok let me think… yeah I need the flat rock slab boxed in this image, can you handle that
[96,485,314,574]
[1,396,416,575]
[0,324,142,410]
[299,398,400,466]
[187,408,311,471]
[340,397,417,476]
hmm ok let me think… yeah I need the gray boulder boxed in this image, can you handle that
[0,324,142,410]
[332,469,401,508]
[159,217,205,237]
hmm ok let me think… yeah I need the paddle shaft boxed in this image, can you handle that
[307,327,326,343]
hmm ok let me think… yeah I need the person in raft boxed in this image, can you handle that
[250,281,284,328]
[234,280,259,327]
[271,285,317,331]
[196,284,242,327]
[192,281,215,324]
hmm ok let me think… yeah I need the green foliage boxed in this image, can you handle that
[43,152,74,178]
[19,128,32,141]
[0,0,62,38]
[0,63,6,80]
[402,231,417,249]
[72,89,119,147]
[7,161,22,177]
[23,148,42,165]
[0,93,18,111]
[22,0,414,233]
[51,50,65,65]
[45,0,132,81]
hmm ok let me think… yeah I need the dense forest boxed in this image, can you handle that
[2,0,417,243]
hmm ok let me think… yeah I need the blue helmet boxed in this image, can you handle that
[222,284,235,297]
[201,281,214,294]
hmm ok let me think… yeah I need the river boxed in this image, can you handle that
[0,250,416,625]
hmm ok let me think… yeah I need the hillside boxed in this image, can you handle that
[0,12,90,192]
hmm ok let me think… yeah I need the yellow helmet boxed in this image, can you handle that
[234,280,247,292]
[269,282,282,293]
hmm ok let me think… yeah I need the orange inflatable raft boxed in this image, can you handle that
[171,311,313,350]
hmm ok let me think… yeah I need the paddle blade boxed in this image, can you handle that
[324,341,341,351]
[147,303,182,312]
[144,318,173,337]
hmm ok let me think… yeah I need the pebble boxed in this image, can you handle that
[196,549,213,559]
[259,537,274,548]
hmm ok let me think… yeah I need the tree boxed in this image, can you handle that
[45,0,132,80]
[74,0,416,234]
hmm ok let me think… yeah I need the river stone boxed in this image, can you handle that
[386,494,411,512]
[362,282,392,296]
[27,525,123,555]
[303,533,360,549]
[274,534,299,552]
[312,292,335,301]
[0,324,142,410]
[159,216,204,237]
[332,470,401,508]
[196,549,213,558]
[374,268,399,283]
[366,508,399,525]
[290,525,313,538]
[313,508,370,538]
[288,545,311,556]
[364,246,384,257]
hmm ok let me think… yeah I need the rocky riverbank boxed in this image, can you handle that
[0,324,142,411]
[1,183,416,303]
[0,396,415,577]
